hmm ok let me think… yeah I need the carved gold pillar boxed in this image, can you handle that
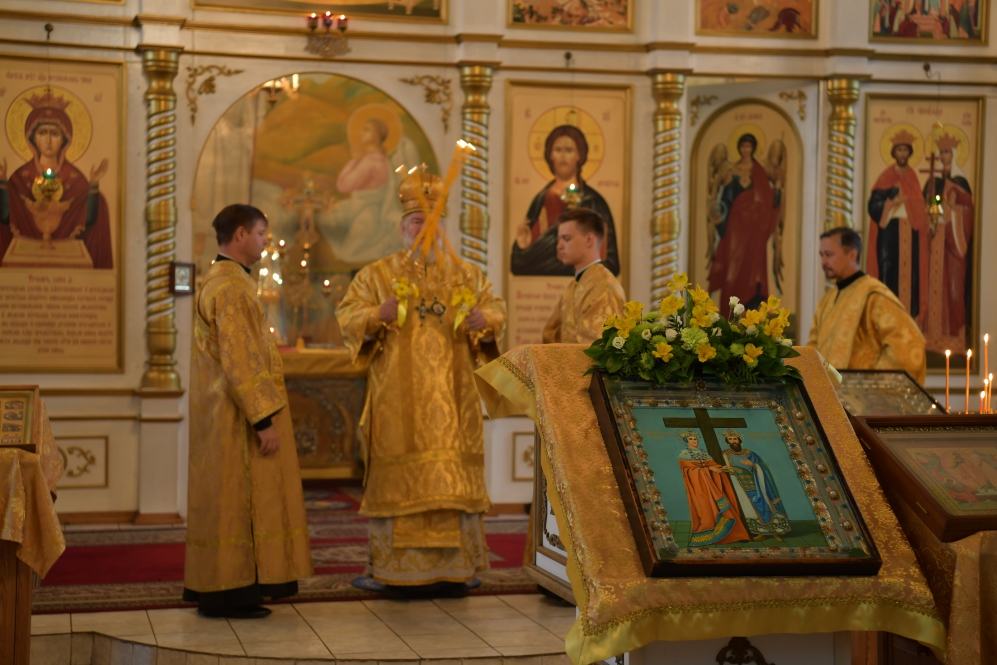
[825,78,861,230]
[140,47,182,390]
[458,64,493,274]
[650,71,685,300]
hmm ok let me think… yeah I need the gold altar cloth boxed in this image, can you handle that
[0,400,65,577]
[887,490,996,665]
[474,346,945,665]
[279,348,369,378]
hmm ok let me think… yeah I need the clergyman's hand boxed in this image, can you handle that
[466,306,487,331]
[379,296,399,323]
[257,425,280,456]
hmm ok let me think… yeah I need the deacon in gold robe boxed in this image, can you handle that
[337,169,507,599]
[542,207,626,345]
[184,204,313,619]
[807,226,926,384]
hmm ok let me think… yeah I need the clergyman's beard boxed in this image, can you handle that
[404,234,438,263]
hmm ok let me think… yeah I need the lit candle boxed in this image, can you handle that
[966,349,972,414]
[986,334,991,393]
[945,349,951,413]
[986,379,990,414]
[323,10,333,28]
[981,390,986,414]
[338,14,348,31]
[990,373,994,414]
[43,168,55,181]
[322,279,331,296]
[307,12,318,29]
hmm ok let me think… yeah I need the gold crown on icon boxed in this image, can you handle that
[934,133,961,150]
[890,129,917,146]
[397,164,444,214]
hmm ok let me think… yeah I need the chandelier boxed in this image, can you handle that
[306,12,350,58]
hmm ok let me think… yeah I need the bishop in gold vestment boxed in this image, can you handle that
[185,205,312,617]
[337,170,506,593]
[808,227,926,384]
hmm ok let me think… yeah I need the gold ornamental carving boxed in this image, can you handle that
[825,78,860,230]
[185,64,243,125]
[139,46,183,390]
[458,65,493,275]
[58,445,97,478]
[688,94,717,127]
[779,89,808,121]
[399,74,453,132]
[650,71,685,300]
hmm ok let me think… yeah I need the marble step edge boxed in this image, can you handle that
[31,632,573,665]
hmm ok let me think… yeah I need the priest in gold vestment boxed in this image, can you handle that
[807,227,926,384]
[542,207,626,345]
[337,169,507,599]
[184,205,313,618]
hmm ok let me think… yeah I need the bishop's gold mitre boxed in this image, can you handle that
[398,166,444,214]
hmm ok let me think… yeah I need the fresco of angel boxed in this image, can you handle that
[705,132,786,316]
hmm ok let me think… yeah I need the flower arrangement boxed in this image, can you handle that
[584,272,802,386]
[450,285,477,335]
[391,277,420,327]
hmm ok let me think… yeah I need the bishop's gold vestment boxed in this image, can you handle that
[542,262,626,345]
[337,250,506,585]
[185,260,313,593]
[807,273,926,384]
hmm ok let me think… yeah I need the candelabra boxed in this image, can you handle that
[306,12,350,58]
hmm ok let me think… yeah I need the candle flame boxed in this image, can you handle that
[407,165,418,174]
[323,279,330,287]
[982,391,987,399]
[260,267,269,276]
[968,349,973,359]
[340,14,345,19]
[300,260,307,268]
[986,333,990,343]
[395,164,406,173]
[945,349,951,357]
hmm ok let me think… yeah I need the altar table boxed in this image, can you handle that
[475,346,946,665]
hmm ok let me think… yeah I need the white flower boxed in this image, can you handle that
[665,328,678,342]
[711,327,722,337]
[641,329,652,340]
[612,336,626,349]
[733,303,745,317]
[781,338,793,347]
[710,312,721,323]
[728,296,740,308]
[746,324,757,335]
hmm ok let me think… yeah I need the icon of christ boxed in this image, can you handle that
[721,430,790,540]
[675,430,751,546]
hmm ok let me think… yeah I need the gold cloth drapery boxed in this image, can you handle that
[0,399,65,577]
[186,260,314,593]
[474,346,945,665]
[887,489,997,665]
[542,263,626,345]
[807,274,926,384]
[279,348,369,378]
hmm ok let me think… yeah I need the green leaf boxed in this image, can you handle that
[605,355,624,373]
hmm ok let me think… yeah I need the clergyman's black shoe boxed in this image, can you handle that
[199,605,272,619]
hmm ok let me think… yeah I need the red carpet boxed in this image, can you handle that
[44,488,527,588]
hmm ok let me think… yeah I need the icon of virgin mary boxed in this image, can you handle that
[0,90,113,269]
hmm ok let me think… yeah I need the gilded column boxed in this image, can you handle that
[650,71,685,301]
[458,65,493,274]
[825,78,861,230]
[140,47,182,390]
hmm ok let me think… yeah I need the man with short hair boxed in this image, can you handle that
[184,204,313,619]
[337,169,506,599]
[541,207,625,344]
[807,226,926,383]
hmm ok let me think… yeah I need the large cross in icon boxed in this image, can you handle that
[663,409,747,465]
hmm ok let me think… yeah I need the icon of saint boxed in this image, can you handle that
[676,430,751,547]
[721,430,790,540]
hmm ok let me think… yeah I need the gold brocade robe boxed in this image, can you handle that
[338,251,506,585]
[807,274,927,384]
[542,262,626,345]
[185,260,313,593]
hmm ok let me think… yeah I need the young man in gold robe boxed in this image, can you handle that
[807,226,926,384]
[184,204,313,618]
[542,207,626,344]
[336,170,507,599]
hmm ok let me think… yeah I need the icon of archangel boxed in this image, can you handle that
[703,131,786,316]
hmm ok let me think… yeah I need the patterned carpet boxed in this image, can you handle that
[35,487,535,613]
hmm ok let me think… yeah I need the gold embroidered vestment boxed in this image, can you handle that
[542,263,626,345]
[185,260,313,593]
[807,274,926,384]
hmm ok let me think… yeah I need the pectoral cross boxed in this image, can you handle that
[663,409,747,465]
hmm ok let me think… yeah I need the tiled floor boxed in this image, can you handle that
[30,594,576,664]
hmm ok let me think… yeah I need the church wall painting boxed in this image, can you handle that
[191,0,446,22]
[508,0,633,31]
[0,55,124,372]
[870,0,988,44]
[697,0,817,37]
[191,72,438,347]
[862,95,984,369]
[503,80,631,348]
[688,98,803,334]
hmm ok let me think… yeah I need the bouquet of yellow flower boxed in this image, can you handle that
[391,277,420,327]
[584,272,802,386]
[450,285,477,335]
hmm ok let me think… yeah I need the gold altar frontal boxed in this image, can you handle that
[475,346,946,665]
[279,348,368,480]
